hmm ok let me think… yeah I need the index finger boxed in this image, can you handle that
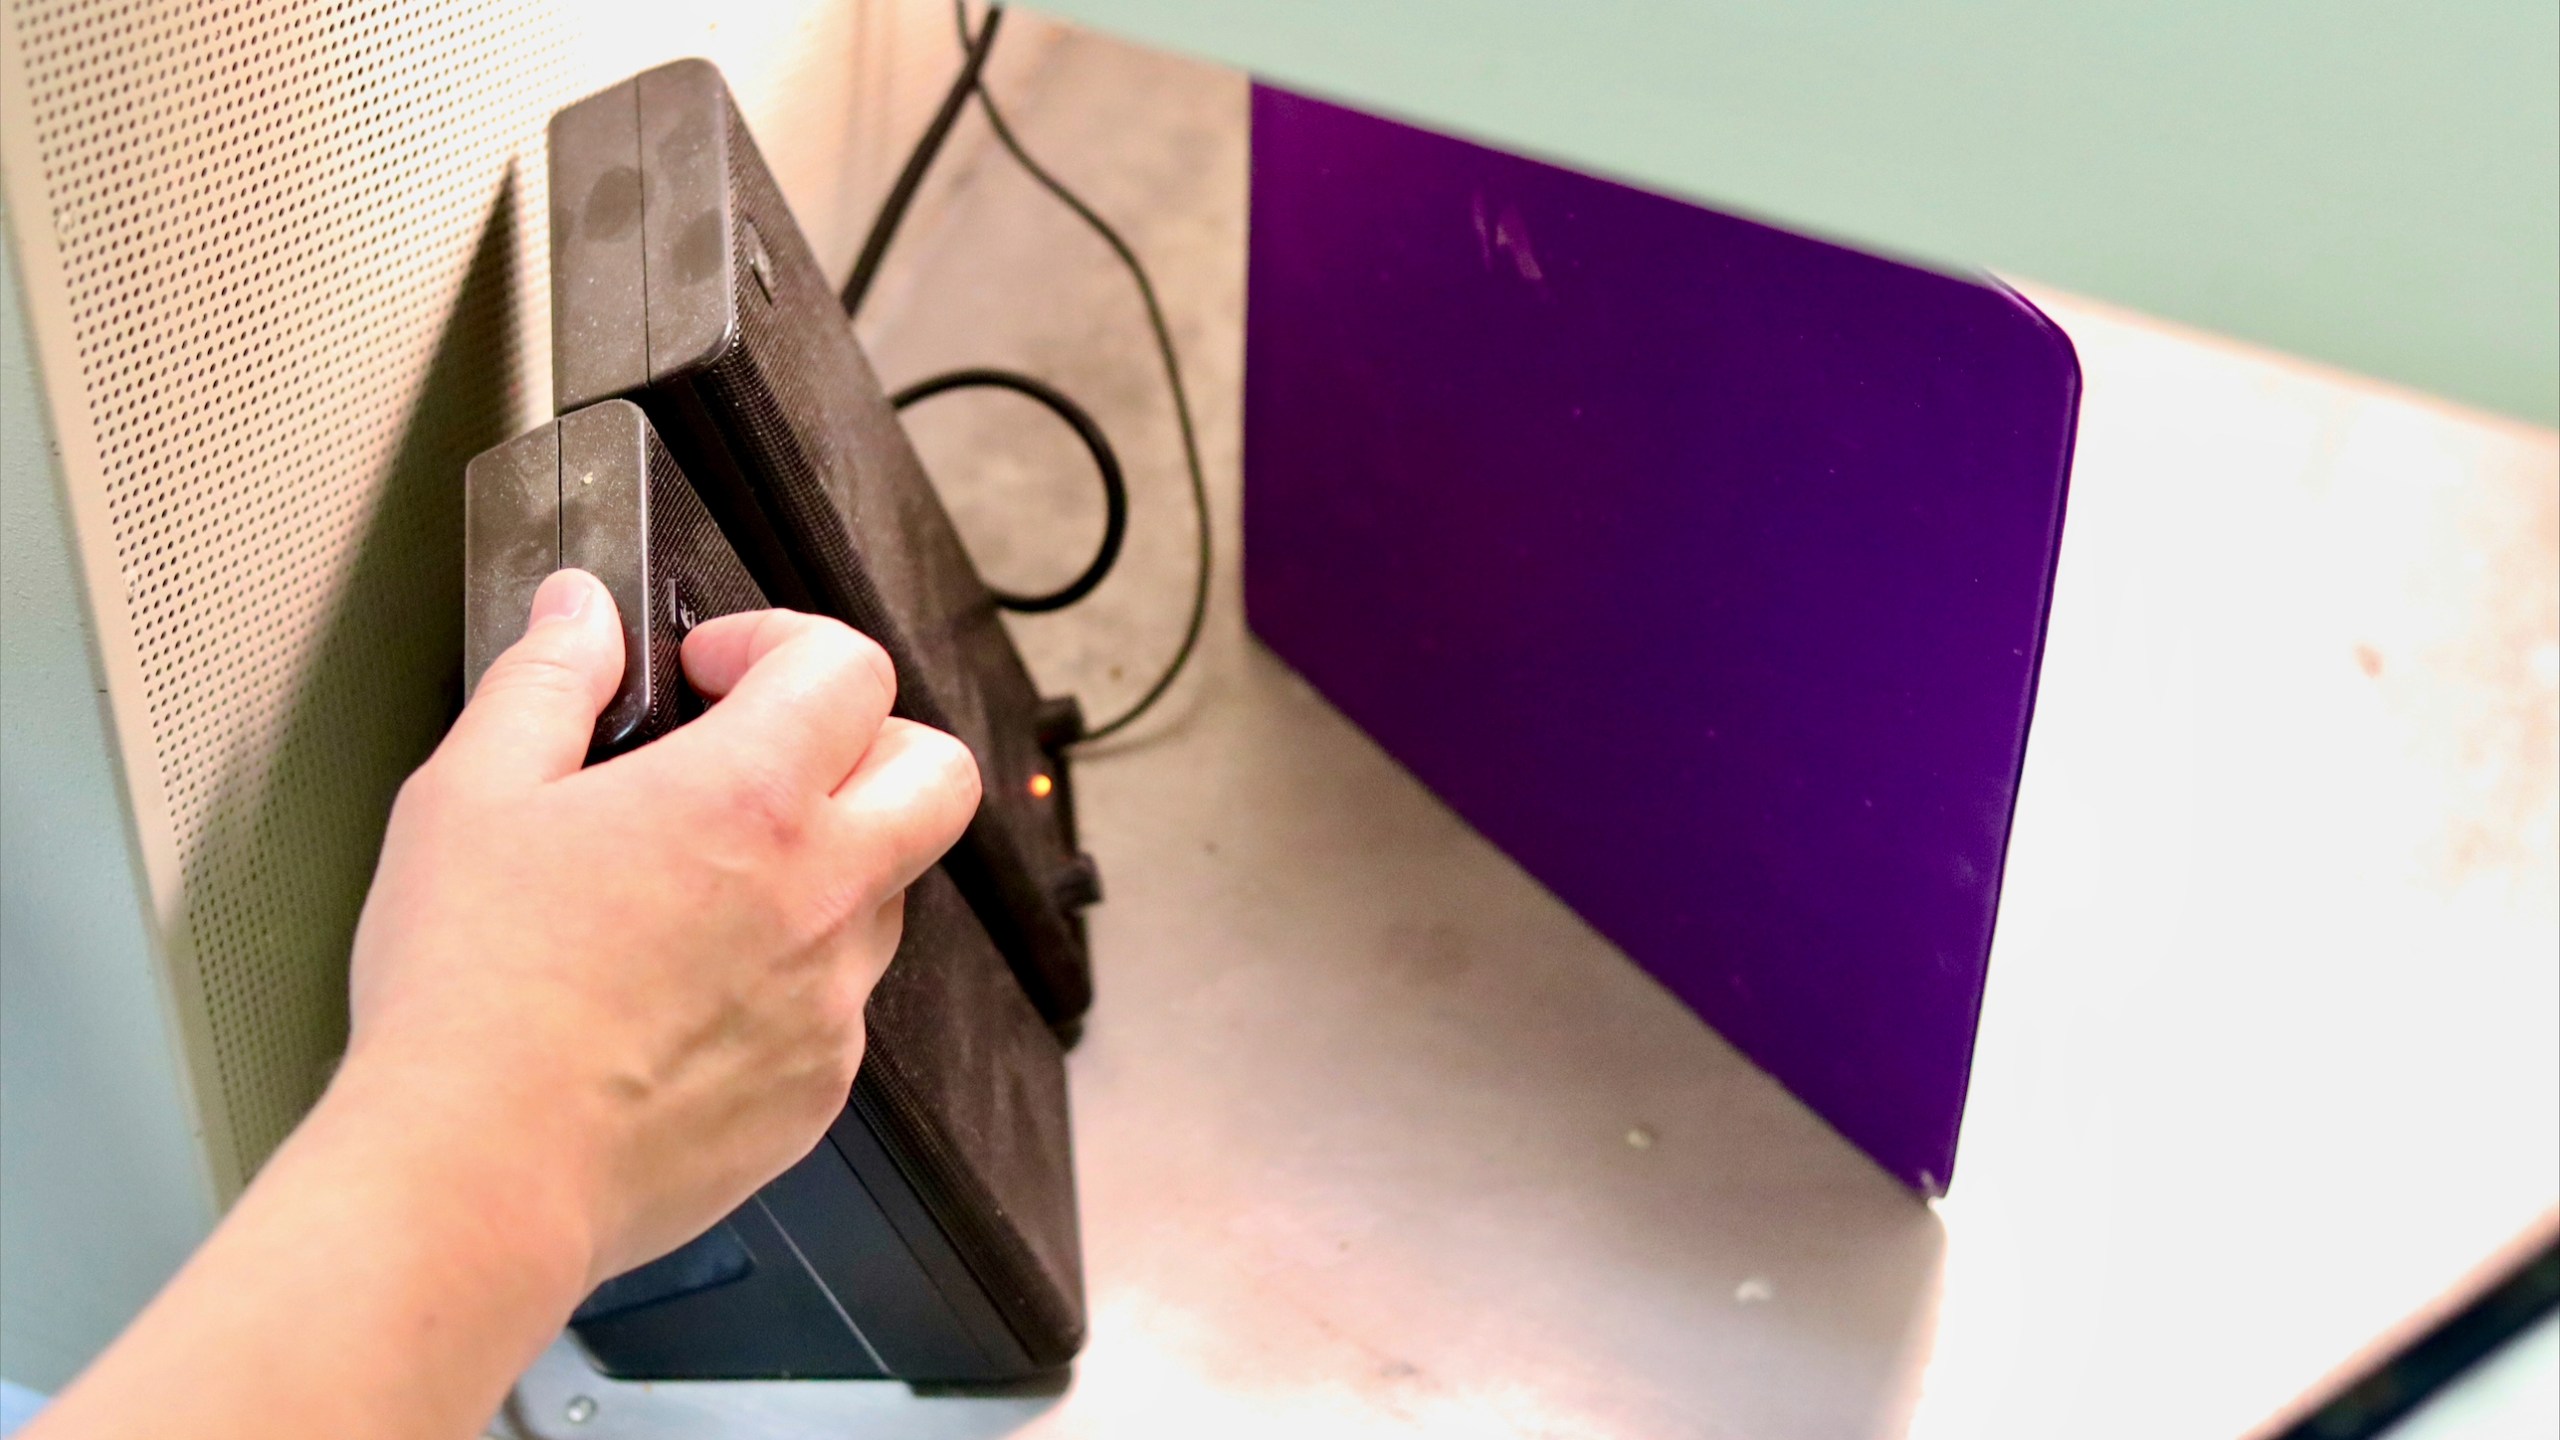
[643,609,899,800]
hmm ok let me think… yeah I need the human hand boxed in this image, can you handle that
[23,569,979,1440]
[343,568,980,1286]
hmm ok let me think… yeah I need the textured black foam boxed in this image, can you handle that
[546,58,1097,1028]
[856,861,1084,1363]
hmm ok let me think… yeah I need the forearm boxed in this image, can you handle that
[27,1049,596,1440]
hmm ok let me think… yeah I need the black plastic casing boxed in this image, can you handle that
[462,402,1087,1382]
[463,399,764,755]
[547,58,1098,1030]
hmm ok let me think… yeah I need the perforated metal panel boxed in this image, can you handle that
[0,0,963,1199]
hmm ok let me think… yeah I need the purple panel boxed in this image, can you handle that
[1243,88,2078,1192]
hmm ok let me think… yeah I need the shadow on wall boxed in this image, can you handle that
[183,170,530,1181]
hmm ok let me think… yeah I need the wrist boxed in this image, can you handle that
[32,1034,615,1440]
[315,1035,606,1304]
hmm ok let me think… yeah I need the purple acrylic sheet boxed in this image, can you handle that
[1242,87,2079,1193]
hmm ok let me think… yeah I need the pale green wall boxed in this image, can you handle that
[2,209,219,1393]
[1043,0,2560,426]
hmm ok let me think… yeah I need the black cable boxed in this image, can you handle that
[892,368,1128,614]
[839,3,1005,319]
[842,1,1213,741]
[2266,1234,2558,1440]
[943,0,1214,742]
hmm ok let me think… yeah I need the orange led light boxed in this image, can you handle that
[1027,773,1055,799]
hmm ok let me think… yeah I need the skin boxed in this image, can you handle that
[23,568,981,1440]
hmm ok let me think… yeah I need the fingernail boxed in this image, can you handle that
[528,569,593,629]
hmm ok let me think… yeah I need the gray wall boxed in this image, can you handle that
[1,214,217,1394]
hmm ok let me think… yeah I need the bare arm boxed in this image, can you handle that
[25,569,979,1440]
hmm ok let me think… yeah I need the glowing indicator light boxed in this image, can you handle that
[1027,773,1054,799]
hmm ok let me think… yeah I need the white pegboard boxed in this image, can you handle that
[0,0,970,1196]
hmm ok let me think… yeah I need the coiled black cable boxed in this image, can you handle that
[891,368,1127,614]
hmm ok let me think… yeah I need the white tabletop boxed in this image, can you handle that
[502,24,2560,1439]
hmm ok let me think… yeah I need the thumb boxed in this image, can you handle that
[439,569,625,786]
